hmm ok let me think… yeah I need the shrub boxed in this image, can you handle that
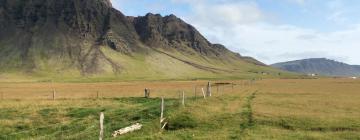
[166,114,197,130]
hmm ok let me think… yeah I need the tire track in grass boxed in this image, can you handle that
[230,90,258,139]
[240,91,257,130]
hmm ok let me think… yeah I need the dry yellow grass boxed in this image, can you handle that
[254,78,360,118]
[248,78,360,139]
[0,78,359,139]
[0,80,243,99]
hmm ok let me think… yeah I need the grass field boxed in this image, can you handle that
[0,78,359,139]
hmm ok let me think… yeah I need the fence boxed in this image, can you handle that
[0,80,259,139]
[0,80,257,100]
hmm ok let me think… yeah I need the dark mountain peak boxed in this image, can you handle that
[143,13,178,19]
[164,14,179,21]
[144,13,162,18]
[166,14,177,18]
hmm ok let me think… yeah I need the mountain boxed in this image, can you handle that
[0,0,285,81]
[271,58,360,77]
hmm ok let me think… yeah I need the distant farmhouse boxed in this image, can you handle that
[308,73,318,77]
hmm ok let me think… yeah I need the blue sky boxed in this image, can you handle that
[111,0,360,64]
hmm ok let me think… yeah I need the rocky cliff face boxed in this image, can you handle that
[0,0,267,77]
[1,0,113,38]
[129,13,265,64]
[130,14,214,55]
[0,0,140,74]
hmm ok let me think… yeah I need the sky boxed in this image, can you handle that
[111,0,360,65]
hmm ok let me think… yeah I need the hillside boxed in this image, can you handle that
[0,0,287,81]
[271,58,360,77]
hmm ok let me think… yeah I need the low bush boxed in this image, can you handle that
[166,114,197,130]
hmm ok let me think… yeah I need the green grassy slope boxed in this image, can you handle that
[0,45,296,82]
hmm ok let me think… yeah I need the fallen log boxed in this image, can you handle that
[112,123,142,137]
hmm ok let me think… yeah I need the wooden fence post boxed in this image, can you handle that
[160,97,167,129]
[144,88,147,98]
[144,88,150,98]
[52,89,56,100]
[97,91,100,99]
[99,112,104,140]
[161,97,164,121]
[201,88,206,99]
[160,97,164,128]
[206,82,211,97]
[50,80,56,100]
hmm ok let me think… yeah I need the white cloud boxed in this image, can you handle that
[175,0,360,65]
[192,2,264,26]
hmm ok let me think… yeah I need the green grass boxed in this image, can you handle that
[0,86,250,139]
[0,98,169,139]
[0,86,252,139]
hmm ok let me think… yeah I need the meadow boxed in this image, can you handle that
[0,78,359,139]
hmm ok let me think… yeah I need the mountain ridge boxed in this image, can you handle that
[0,0,285,81]
[271,58,360,77]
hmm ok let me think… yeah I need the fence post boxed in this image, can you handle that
[99,112,104,140]
[206,82,211,97]
[50,80,56,100]
[144,88,150,98]
[52,89,56,100]
[161,97,164,120]
[160,97,164,128]
[201,88,206,99]
[1,91,3,100]
[160,97,166,129]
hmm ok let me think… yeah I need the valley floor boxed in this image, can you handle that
[0,79,359,139]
